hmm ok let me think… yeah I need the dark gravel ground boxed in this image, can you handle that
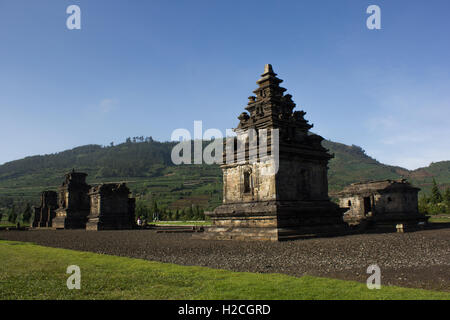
[1,227,449,292]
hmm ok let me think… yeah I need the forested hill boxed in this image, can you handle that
[0,140,176,179]
[0,138,448,208]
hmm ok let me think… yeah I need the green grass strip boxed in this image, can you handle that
[0,240,448,300]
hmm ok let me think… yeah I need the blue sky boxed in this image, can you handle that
[0,0,449,170]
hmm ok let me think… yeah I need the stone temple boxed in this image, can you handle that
[53,170,91,229]
[203,64,347,241]
[335,179,428,231]
[31,191,58,228]
[86,183,136,231]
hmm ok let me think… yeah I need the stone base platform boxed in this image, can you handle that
[201,200,349,241]
[86,216,135,231]
[52,209,89,230]
[32,222,53,228]
[368,213,430,233]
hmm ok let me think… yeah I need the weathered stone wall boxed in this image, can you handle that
[223,156,329,204]
[374,191,419,215]
[223,157,277,203]
[276,159,329,201]
[86,183,135,231]
[67,187,90,212]
[99,194,129,215]
[339,195,371,223]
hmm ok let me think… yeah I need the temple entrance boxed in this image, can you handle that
[363,197,372,215]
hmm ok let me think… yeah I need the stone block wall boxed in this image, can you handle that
[86,183,135,231]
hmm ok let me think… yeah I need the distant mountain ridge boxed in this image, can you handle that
[322,140,449,192]
[0,139,448,208]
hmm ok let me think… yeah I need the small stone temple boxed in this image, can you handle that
[86,183,136,231]
[202,64,347,241]
[335,179,428,230]
[53,170,91,229]
[31,191,58,228]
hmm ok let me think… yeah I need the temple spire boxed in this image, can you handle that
[264,64,273,74]
[237,64,313,133]
[257,63,281,85]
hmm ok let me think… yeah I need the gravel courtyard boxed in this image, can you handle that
[1,227,449,292]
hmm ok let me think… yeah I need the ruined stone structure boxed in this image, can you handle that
[53,170,91,229]
[86,183,136,231]
[336,179,428,231]
[31,191,58,228]
[202,64,347,241]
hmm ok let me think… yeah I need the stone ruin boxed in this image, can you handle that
[53,170,91,229]
[202,64,348,241]
[38,170,137,230]
[86,183,136,231]
[31,191,58,228]
[335,179,428,231]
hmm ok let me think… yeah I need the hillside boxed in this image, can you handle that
[0,138,449,210]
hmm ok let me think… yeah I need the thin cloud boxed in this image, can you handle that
[99,98,119,113]
[362,72,450,170]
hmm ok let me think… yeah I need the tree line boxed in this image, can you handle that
[0,198,207,226]
[135,199,206,222]
[0,202,32,225]
[419,178,450,215]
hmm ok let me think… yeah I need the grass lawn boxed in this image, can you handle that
[0,222,18,228]
[152,221,212,226]
[0,240,449,300]
[428,216,450,223]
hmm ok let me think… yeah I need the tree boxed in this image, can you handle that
[180,208,186,221]
[22,203,32,223]
[193,205,203,220]
[444,188,450,214]
[7,206,18,223]
[430,178,443,204]
[187,205,194,221]
[135,200,149,220]
[444,187,450,203]
[418,194,429,214]
[151,200,159,221]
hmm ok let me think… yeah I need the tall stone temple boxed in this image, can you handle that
[203,64,347,241]
[53,170,91,229]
